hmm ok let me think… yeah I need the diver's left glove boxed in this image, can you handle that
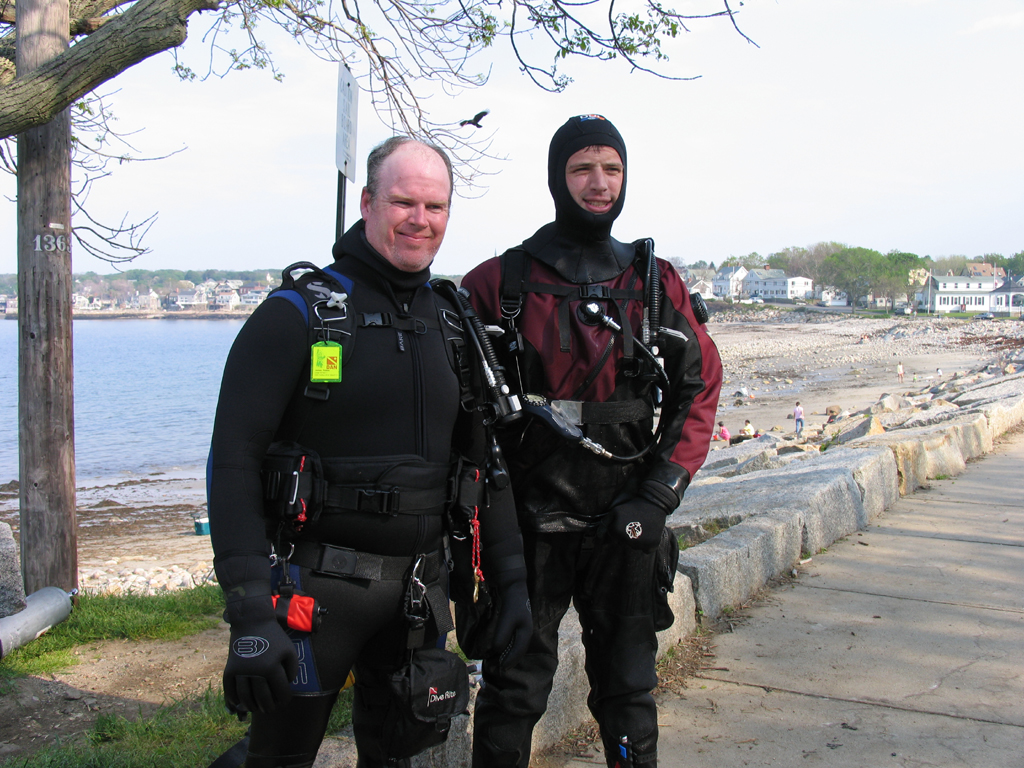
[488,552,533,668]
[608,479,679,552]
[221,580,299,715]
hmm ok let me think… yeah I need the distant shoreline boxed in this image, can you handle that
[3,310,253,321]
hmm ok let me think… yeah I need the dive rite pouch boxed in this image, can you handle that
[383,647,470,759]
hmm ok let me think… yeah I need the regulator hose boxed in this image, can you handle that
[431,279,522,426]
[639,238,662,345]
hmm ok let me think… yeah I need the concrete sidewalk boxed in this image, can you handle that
[557,431,1024,767]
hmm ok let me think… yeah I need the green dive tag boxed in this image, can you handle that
[310,341,342,383]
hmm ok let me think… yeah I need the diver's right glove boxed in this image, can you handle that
[488,554,533,668]
[221,580,299,715]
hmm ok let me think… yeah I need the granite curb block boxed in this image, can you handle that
[0,522,26,618]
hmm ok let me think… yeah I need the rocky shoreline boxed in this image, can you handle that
[3,312,1022,598]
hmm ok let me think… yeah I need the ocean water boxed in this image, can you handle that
[0,318,244,485]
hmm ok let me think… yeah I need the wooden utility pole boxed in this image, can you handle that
[16,0,77,594]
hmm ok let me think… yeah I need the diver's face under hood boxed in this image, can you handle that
[547,114,628,239]
[564,146,624,218]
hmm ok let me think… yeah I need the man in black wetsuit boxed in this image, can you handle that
[208,137,532,768]
[462,115,723,767]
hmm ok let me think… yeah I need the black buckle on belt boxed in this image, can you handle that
[356,487,400,515]
[317,544,358,577]
[361,312,392,327]
[581,285,610,299]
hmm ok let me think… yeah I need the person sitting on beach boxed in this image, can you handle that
[730,419,757,445]
[712,421,730,442]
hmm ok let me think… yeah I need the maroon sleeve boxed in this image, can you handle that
[646,260,723,493]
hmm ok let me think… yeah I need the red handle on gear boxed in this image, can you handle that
[272,593,324,633]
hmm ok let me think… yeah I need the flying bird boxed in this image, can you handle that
[459,110,489,128]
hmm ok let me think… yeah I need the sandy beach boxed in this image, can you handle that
[3,310,1022,593]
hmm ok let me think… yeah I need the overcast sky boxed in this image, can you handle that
[2,0,1022,278]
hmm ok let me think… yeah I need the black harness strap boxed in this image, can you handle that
[358,312,441,332]
[321,484,448,515]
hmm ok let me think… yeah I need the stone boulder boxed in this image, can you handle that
[0,522,26,618]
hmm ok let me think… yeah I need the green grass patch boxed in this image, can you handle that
[3,688,246,768]
[0,586,224,679]
[1,687,355,768]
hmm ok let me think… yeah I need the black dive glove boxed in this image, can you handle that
[488,553,533,668]
[608,479,679,553]
[222,581,299,715]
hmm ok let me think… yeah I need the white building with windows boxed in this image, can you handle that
[712,266,747,299]
[241,287,272,306]
[920,275,1002,314]
[213,284,241,309]
[743,268,789,299]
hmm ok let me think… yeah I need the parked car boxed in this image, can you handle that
[976,312,995,320]
[750,297,764,304]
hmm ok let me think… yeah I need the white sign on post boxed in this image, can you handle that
[336,64,358,181]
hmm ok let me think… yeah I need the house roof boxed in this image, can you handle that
[962,263,1006,278]
[745,268,787,280]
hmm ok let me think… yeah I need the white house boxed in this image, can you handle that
[785,276,814,300]
[129,290,162,311]
[685,277,714,297]
[213,284,241,309]
[742,268,789,299]
[241,287,272,306]
[988,277,1024,315]
[919,275,1002,314]
[712,266,747,298]
[172,289,208,310]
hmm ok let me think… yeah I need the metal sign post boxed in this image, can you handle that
[335,64,359,242]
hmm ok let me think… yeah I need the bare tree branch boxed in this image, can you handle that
[0,0,219,138]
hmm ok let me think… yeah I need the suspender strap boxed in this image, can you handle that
[500,248,531,319]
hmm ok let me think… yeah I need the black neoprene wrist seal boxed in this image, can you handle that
[638,479,679,514]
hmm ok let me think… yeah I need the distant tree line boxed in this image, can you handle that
[685,244,1024,306]
[0,268,467,300]
[0,269,279,300]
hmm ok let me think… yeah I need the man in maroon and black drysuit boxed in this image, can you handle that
[461,114,723,767]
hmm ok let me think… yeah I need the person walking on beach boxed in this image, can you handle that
[207,137,532,768]
[794,402,804,437]
[461,114,722,767]
[897,361,905,384]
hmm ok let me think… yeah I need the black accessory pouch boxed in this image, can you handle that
[383,647,471,759]
[260,441,326,534]
[653,527,680,632]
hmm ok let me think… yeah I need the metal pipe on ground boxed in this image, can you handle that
[0,587,74,658]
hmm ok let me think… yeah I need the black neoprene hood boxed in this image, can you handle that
[547,114,628,232]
